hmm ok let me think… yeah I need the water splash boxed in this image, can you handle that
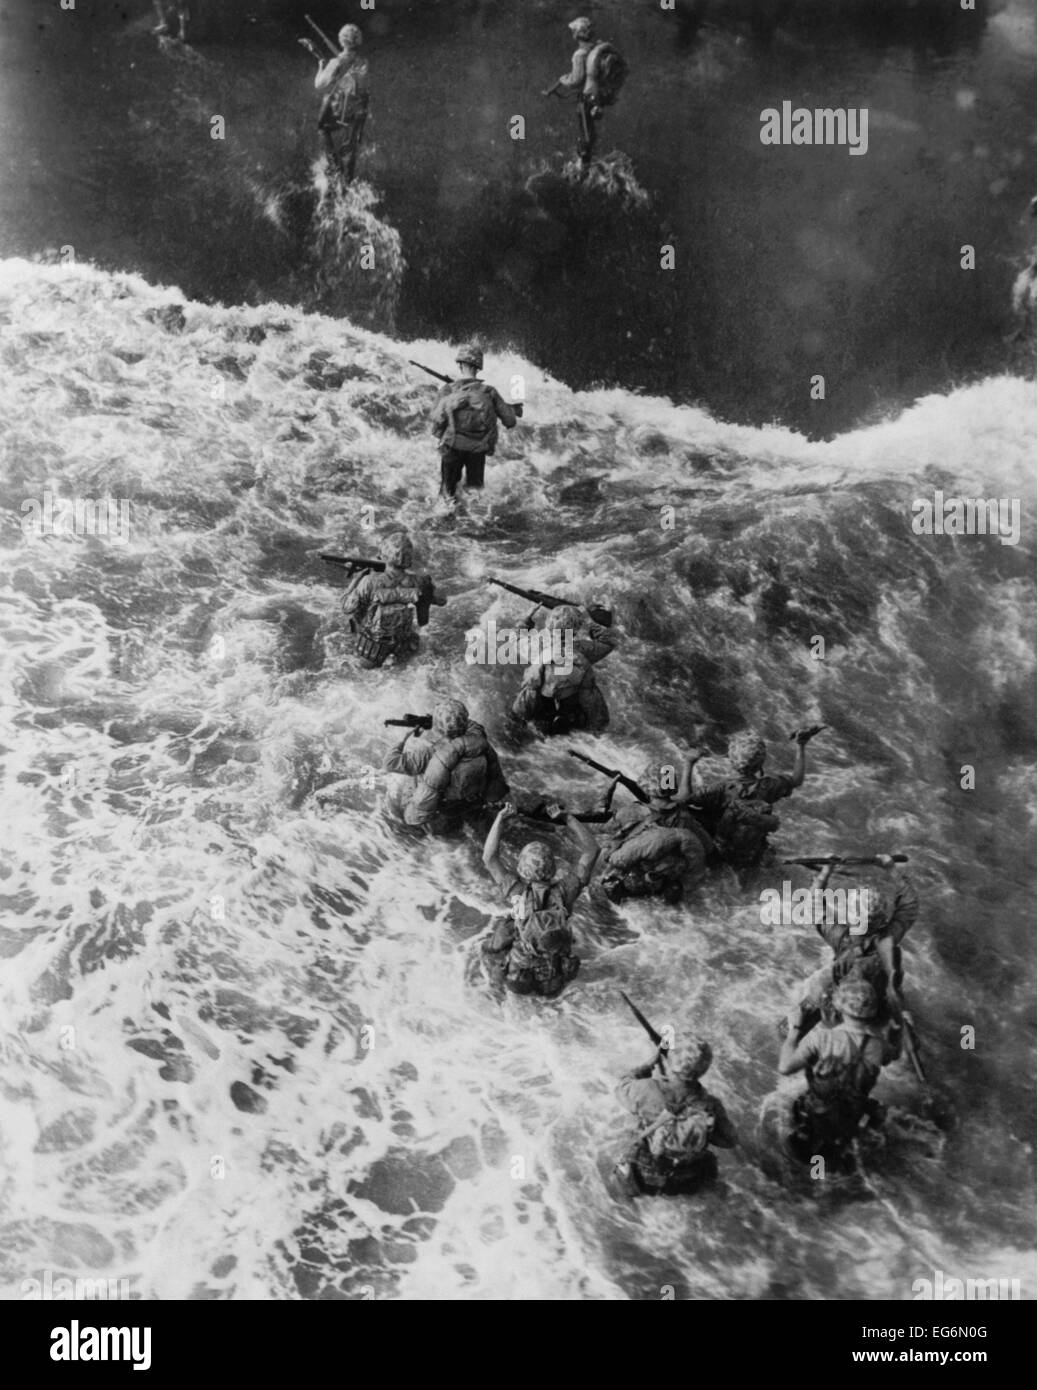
[1,258,1036,1300]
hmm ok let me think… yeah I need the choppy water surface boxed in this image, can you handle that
[1,260,1035,1299]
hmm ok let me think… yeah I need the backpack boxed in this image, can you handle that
[714,783,779,863]
[588,42,628,108]
[442,382,495,446]
[644,1098,712,1173]
[806,1031,876,1125]
[512,882,571,955]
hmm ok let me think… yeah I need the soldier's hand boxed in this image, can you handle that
[685,747,704,763]
[792,724,826,745]
[544,801,565,821]
[498,802,519,822]
[874,853,896,869]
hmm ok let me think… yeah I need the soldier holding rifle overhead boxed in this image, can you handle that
[300,18,370,184]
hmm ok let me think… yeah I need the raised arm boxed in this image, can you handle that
[315,52,348,93]
[789,724,825,789]
[675,750,704,806]
[778,1029,811,1077]
[483,802,518,887]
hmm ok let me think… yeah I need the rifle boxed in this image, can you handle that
[320,555,437,628]
[620,992,668,1075]
[568,750,648,805]
[899,1005,927,1085]
[409,360,525,416]
[781,855,909,867]
[304,14,339,56]
[488,577,612,629]
[408,359,454,385]
[321,553,384,573]
[384,714,433,733]
[788,724,827,742]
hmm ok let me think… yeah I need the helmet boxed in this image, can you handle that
[669,1037,712,1079]
[432,699,468,738]
[338,24,362,48]
[833,980,878,1021]
[728,731,766,775]
[455,342,484,369]
[568,17,594,40]
[861,888,891,932]
[640,761,679,798]
[517,841,556,883]
[379,531,413,569]
[544,604,582,631]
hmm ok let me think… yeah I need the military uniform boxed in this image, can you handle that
[551,23,603,166]
[383,717,508,835]
[511,607,613,735]
[430,351,518,498]
[694,769,794,870]
[482,870,583,997]
[794,870,919,1022]
[784,1019,888,1163]
[599,800,710,904]
[614,1050,736,1196]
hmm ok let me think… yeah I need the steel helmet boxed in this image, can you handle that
[379,531,413,569]
[432,699,469,738]
[640,761,679,797]
[545,604,582,631]
[338,24,362,48]
[728,731,766,775]
[669,1037,712,1079]
[517,841,556,884]
[833,980,878,1021]
[455,343,484,369]
[569,17,594,40]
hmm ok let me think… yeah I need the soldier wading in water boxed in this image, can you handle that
[480,802,599,998]
[302,23,370,184]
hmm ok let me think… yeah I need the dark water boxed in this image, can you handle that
[3,0,1036,433]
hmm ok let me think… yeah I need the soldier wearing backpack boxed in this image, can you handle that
[304,24,370,185]
[543,17,629,169]
[429,344,519,502]
[784,856,919,1048]
[692,727,822,877]
[319,531,446,669]
[778,980,894,1169]
[613,1037,737,1197]
[480,802,600,998]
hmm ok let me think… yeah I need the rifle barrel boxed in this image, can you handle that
[305,14,339,55]
[781,854,909,866]
[620,992,663,1048]
[408,359,453,385]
